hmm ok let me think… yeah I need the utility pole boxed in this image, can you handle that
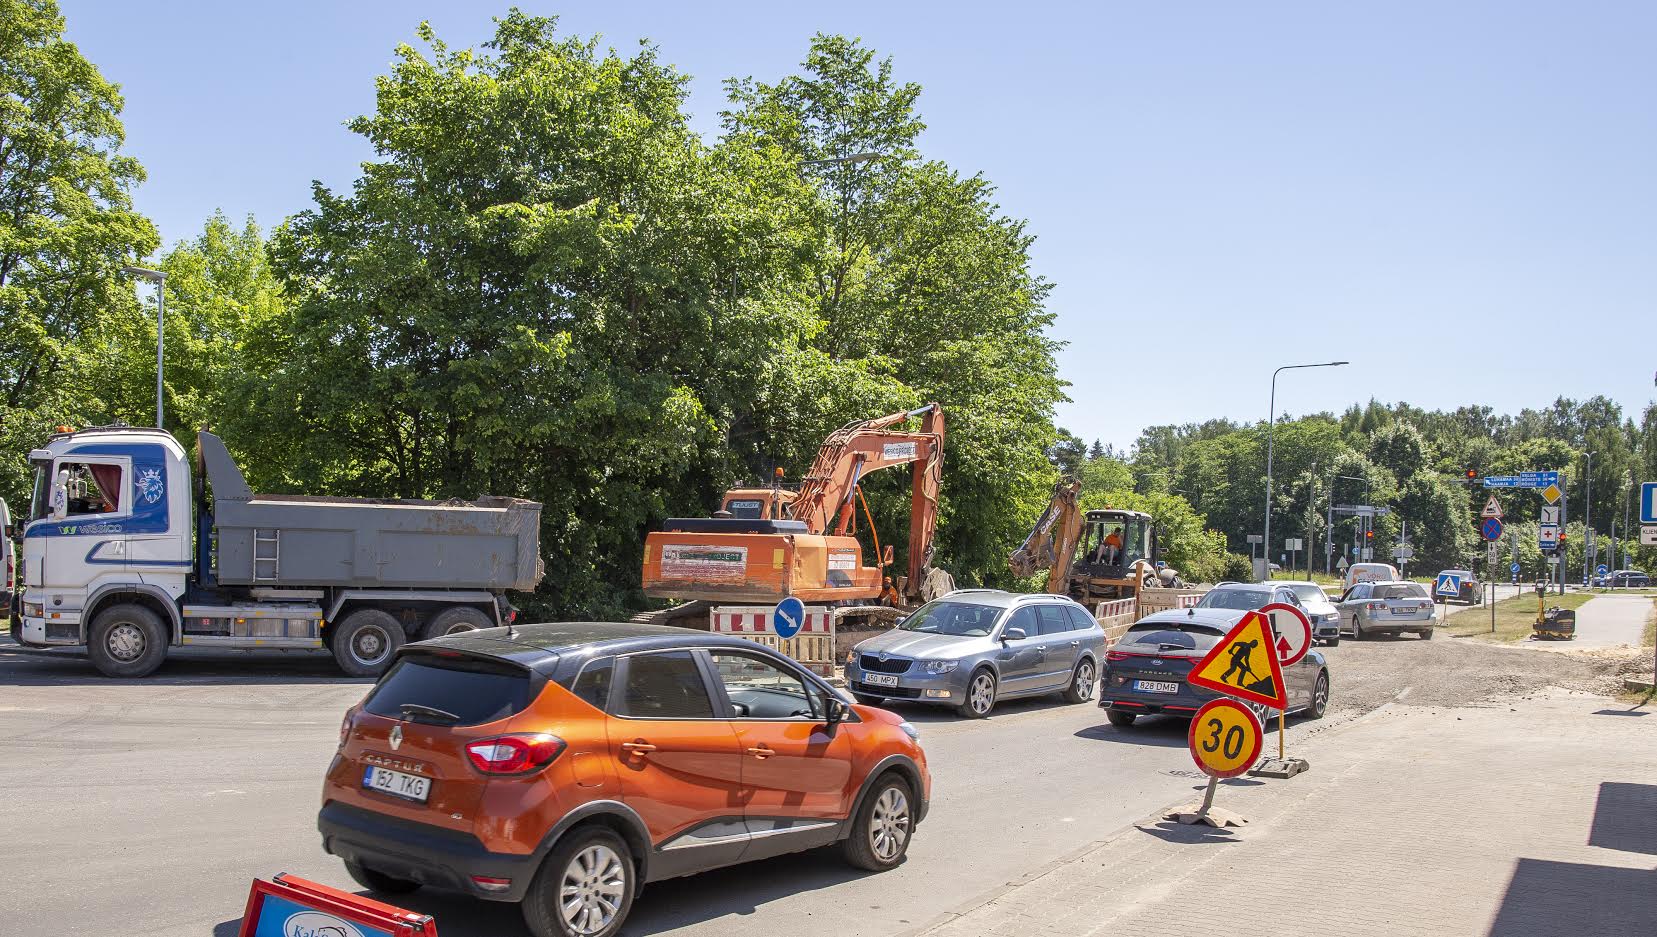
[1261,361,1348,582]
[121,265,167,427]
[1582,452,1594,588]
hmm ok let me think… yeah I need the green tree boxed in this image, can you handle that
[0,0,158,509]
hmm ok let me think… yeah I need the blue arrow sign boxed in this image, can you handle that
[772,595,805,639]
[1510,562,1521,574]
[1642,482,1656,524]
[1481,517,1504,541]
[1596,564,1609,576]
[1436,572,1463,597]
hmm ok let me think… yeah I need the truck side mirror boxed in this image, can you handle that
[50,473,69,521]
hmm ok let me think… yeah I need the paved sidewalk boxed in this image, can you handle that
[915,692,1657,937]
[1531,593,1651,651]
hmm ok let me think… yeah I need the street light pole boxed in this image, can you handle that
[1582,451,1594,587]
[1262,361,1348,581]
[121,265,167,428]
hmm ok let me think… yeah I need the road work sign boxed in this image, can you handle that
[240,873,434,937]
[1187,611,1288,709]
[1259,602,1312,666]
[1482,517,1504,541]
[1481,495,1503,519]
[1188,698,1265,779]
[1436,572,1463,597]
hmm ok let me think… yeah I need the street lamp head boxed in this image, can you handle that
[121,265,165,283]
[801,152,881,168]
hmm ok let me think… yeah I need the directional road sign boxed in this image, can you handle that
[1187,611,1288,709]
[1511,562,1521,575]
[1481,495,1504,519]
[1393,544,1414,560]
[1539,524,1560,549]
[1187,698,1265,779]
[1541,483,1562,504]
[1259,602,1313,666]
[1436,572,1463,597]
[771,595,805,639]
[1643,482,1657,524]
[1481,517,1504,541]
[1482,471,1560,489]
[1596,564,1609,577]
[1540,505,1560,525]
[1643,526,1657,547]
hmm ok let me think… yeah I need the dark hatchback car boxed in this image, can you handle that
[1098,608,1330,727]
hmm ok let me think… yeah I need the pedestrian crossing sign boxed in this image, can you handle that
[1186,610,1289,709]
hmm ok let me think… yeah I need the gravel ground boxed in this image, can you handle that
[1298,634,1645,738]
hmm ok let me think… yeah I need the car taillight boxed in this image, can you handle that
[1106,651,1132,662]
[465,734,566,775]
[339,713,353,747]
[1366,602,1385,611]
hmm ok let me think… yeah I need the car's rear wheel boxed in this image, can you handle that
[1419,627,1434,640]
[344,860,420,895]
[1063,659,1096,704]
[1307,672,1329,720]
[1351,616,1365,640]
[842,774,914,871]
[957,668,996,718]
[522,826,635,937]
[1105,709,1136,727]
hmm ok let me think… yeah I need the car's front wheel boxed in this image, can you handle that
[1063,659,1096,704]
[957,668,997,718]
[522,826,635,937]
[842,774,914,871]
[1326,636,1341,647]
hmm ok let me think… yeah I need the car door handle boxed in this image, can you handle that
[1036,645,1047,651]
[620,741,657,755]
[1070,641,1080,647]
[746,746,774,760]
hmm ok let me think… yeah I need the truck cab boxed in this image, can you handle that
[16,425,192,650]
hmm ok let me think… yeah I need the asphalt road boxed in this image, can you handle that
[0,631,1615,937]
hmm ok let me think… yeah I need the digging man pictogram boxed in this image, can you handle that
[1220,638,1259,687]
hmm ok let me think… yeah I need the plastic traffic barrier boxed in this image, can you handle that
[238,873,438,937]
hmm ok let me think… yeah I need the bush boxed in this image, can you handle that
[1219,553,1255,583]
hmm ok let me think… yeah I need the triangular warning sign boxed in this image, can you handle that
[1481,495,1503,519]
[1187,610,1289,709]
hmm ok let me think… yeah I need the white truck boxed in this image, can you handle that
[12,424,543,678]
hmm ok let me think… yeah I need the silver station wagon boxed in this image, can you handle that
[844,590,1106,718]
[1337,580,1436,639]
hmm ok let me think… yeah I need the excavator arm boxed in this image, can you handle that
[790,404,945,598]
[1009,479,1083,595]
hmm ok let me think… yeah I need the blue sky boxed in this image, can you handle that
[61,1,1656,451]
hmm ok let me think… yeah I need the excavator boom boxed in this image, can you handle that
[1009,479,1083,594]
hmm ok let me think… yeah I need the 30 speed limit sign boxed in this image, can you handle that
[1187,698,1264,778]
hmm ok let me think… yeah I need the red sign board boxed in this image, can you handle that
[239,873,438,937]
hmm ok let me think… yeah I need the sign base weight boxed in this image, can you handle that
[1248,756,1310,779]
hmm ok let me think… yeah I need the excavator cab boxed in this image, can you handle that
[719,487,795,520]
[1071,509,1155,600]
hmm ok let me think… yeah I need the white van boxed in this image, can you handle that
[1344,562,1401,589]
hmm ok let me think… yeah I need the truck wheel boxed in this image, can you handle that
[88,604,168,678]
[421,606,492,639]
[331,609,404,677]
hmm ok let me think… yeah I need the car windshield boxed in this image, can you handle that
[1196,588,1269,611]
[1288,584,1326,604]
[1120,623,1224,652]
[1375,583,1428,600]
[899,600,1001,637]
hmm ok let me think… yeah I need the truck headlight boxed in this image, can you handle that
[23,601,43,618]
[922,660,958,674]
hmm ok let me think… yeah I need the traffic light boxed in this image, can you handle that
[1465,468,1478,481]
[1365,529,1374,541]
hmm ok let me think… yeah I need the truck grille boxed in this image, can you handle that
[860,654,912,674]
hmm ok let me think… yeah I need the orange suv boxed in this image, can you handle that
[318,622,930,937]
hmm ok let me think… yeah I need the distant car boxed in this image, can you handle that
[1343,562,1401,589]
[1608,570,1650,588]
[844,590,1106,718]
[1276,580,1343,645]
[1097,607,1330,727]
[1337,580,1435,639]
[1193,581,1308,616]
[1432,568,1485,605]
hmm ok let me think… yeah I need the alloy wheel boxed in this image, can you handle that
[869,787,911,862]
[1075,662,1095,701]
[969,673,995,715]
[559,843,627,936]
[1314,674,1329,714]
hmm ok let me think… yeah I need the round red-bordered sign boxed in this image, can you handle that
[1187,698,1264,778]
[1259,601,1313,666]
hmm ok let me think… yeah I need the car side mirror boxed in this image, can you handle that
[824,696,848,725]
[1002,627,1027,643]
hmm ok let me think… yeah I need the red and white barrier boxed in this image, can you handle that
[711,606,833,635]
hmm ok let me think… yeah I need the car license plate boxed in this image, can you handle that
[1134,679,1180,694]
[863,673,900,688]
[1392,607,1416,615]
[362,766,430,803]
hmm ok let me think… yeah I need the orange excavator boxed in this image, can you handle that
[1010,479,1184,603]
[641,404,946,619]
